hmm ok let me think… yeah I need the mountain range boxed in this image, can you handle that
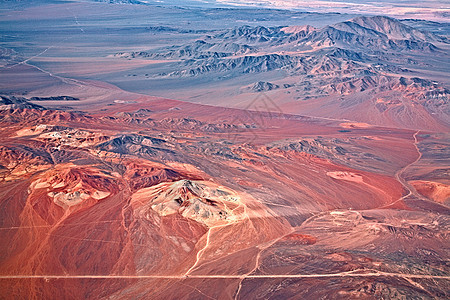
[111,16,449,131]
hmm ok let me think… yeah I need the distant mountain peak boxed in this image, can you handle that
[350,15,433,41]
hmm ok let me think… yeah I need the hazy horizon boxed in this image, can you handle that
[139,0,449,21]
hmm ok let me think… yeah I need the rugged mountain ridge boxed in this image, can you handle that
[111,15,449,130]
[0,96,46,111]
[115,16,446,61]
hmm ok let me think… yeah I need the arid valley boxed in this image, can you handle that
[0,0,449,299]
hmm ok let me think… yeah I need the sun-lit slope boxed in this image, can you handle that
[132,179,245,226]
[1,92,447,298]
[0,159,211,298]
[411,181,450,204]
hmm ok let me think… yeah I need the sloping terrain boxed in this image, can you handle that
[0,1,448,299]
[0,91,448,298]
